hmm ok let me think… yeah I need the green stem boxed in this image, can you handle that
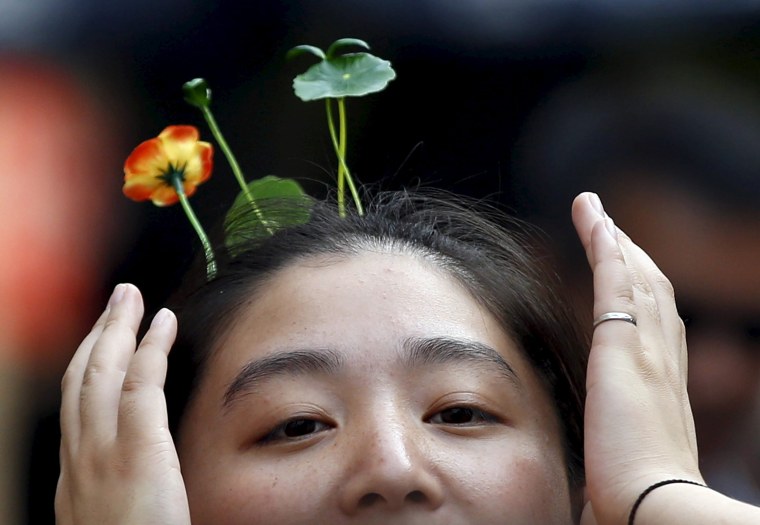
[171,173,217,279]
[338,98,363,216]
[200,106,272,233]
[325,98,364,217]
[325,99,345,216]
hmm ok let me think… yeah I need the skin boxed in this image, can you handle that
[179,251,576,524]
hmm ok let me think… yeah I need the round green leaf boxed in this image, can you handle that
[224,176,311,253]
[292,52,396,101]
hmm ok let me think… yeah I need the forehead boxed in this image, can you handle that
[219,250,507,359]
[202,250,551,401]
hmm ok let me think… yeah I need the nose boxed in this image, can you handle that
[338,418,445,515]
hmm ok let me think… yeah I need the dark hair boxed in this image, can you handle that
[164,190,588,486]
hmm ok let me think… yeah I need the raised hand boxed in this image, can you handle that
[56,283,191,525]
[572,193,703,525]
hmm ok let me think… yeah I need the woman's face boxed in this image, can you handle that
[178,250,577,524]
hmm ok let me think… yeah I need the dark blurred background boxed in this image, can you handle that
[2,1,760,523]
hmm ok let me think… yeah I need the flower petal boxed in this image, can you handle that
[159,125,200,143]
[122,173,165,201]
[183,141,214,185]
[124,138,169,179]
[149,185,181,207]
[122,125,213,207]
[159,126,203,168]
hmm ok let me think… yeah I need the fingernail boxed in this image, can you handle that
[109,284,126,306]
[588,192,605,217]
[604,218,618,240]
[151,308,171,327]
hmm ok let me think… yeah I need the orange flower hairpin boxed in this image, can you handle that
[123,125,216,277]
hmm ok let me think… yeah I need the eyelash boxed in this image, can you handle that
[427,405,500,426]
[258,417,333,445]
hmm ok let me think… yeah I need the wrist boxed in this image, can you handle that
[629,479,706,525]
[631,480,760,525]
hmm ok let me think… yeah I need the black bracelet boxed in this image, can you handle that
[628,479,707,525]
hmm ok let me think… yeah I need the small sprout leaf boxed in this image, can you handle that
[326,38,370,58]
[286,45,326,61]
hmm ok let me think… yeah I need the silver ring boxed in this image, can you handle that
[593,312,637,328]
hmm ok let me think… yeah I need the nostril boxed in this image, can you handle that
[358,490,427,508]
[358,493,383,508]
[406,490,426,503]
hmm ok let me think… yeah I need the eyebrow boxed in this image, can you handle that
[222,349,343,408]
[221,336,520,409]
[402,336,521,388]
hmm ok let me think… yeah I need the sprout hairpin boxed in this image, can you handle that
[122,38,396,280]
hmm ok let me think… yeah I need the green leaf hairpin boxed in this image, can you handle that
[288,38,396,217]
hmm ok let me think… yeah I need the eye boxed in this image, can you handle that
[428,406,498,426]
[259,418,332,444]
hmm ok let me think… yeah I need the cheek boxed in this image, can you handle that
[179,403,336,525]
[184,454,336,525]
[183,441,574,525]
[440,439,573,524]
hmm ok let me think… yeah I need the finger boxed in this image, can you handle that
[571,192,606,268]
[573,193,650,351]
[611,228,700,462]
[79,284,145,443]
[60,300,113,453]
[586,216,640,347]
[573,193,640,359]
[574,193,683,359]
[613,232,659,335]
[616,230,687,369]
[117,308,177,443]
